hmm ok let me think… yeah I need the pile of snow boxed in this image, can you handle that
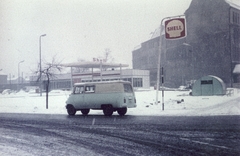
[0,89,239,116]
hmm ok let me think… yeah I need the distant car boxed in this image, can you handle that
[2,89,12,95]
[178,85,190,91]
[65,81,137,116]
[178,86,186,90]
[154,85,177,91]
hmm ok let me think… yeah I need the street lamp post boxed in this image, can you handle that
[18,60,24,91]
[39,34,46,96]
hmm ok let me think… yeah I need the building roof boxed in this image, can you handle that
[225,0,240,9]
[0,71,7,76]
[62,61,129,69]
[150,25,165,39]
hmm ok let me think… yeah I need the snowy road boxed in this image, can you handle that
[0,114,239,156]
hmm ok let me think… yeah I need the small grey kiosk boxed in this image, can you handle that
[192,75,226,96]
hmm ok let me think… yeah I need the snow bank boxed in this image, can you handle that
[0,89,239,116]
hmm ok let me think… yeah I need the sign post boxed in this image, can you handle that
[156,15,186,111]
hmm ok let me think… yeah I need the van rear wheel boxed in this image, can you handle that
[103,105,113,116]
[81,109,90,115]
[67,105,76,116]
[117,108,127,116]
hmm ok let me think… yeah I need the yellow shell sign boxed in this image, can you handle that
[165,18,186,39]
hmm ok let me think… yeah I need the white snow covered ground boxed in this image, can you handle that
[0,88,240,116]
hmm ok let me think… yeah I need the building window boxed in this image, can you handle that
[133,78,143,87]
[232,10,240,25]
[201,80,213,85]
[123,78,132,83]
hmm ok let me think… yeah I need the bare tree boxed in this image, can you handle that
[103,48,114,63]
[101,48,114,71]
[35,56,63,109]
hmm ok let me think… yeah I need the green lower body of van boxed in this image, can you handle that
[65,92,136,116]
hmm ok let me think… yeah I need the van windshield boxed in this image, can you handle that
[123,84,133,93]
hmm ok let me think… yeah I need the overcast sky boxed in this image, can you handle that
[0,0,192,77]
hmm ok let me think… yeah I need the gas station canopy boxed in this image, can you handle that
[62,61,129,69]
[62,61,129,87]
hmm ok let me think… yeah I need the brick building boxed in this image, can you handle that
[132,0,240,88]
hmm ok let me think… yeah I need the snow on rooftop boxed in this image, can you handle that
[225,0,240,9]
[133,45,141,50]
[149,26,165,39]
[233,64,240,74]
[0,71,7,76]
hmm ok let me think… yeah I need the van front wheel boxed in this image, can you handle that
[117,108,127,116]
[67,105,76,116]
[103,105,113,116]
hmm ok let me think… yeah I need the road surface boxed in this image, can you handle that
[0,113,239,156]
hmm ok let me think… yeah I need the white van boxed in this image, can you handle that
[65,81,136,116]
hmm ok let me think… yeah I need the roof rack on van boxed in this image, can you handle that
[74,80,130,86]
